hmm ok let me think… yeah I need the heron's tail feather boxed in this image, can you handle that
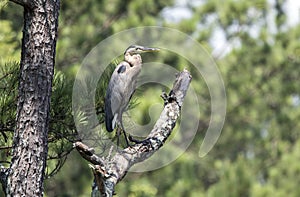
[105,112,116,132]
[112,114,118,131]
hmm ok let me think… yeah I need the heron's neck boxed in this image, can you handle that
[124,53,142,67]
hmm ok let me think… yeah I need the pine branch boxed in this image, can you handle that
[75,69,192,196]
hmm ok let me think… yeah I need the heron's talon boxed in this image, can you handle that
[128,135,143,144]
[129,136,152,147]
[161,91,170,105]
[161,91,168,100]
[161,90,180,107]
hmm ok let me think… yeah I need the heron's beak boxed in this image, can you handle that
[140,46,160,53]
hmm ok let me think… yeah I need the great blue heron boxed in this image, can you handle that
[105,45,160,146]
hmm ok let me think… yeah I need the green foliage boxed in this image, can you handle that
[56,0,173,72]
[45,152,93,197]
[2,0,300,196]
[0,62,19,166]
[0,1,8,12]
[0,20,20,63]
[0,62,77,178]
[47,70,78,177]
[208,156,254,197]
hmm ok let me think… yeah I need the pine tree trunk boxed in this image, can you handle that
[6,1,60,196]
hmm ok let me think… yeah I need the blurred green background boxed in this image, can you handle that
[1,0,300,196]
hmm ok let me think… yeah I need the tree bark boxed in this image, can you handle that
[6,0,60,196]
[75,69,192,197]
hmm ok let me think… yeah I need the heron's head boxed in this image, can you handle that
[124,45,160,55]
[124,45,160,66]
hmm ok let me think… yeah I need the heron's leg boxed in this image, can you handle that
[116,127,121,147]
[123,130,130,147]
[119,115,131,147]
[120,123,130,147]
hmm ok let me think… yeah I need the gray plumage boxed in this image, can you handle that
[105,45,160,140]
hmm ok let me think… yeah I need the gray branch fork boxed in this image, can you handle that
[74,69,192,196]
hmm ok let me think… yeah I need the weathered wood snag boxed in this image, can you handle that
[75,69,192,196]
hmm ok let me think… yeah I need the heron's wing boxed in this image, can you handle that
[117,64,126,73]
[104,62,129,132]
[105,84,114,132]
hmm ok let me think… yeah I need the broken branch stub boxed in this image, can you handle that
[75,69,192,196]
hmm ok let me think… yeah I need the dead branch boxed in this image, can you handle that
[75,69,192,196]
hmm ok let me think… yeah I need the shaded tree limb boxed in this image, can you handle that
[75,69,192,196]
[9,0,35,9]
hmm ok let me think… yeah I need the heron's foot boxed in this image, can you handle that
[128,135,154,148]
[128,135,145,144]
[161,91,178,106]
[161,91,169,105]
